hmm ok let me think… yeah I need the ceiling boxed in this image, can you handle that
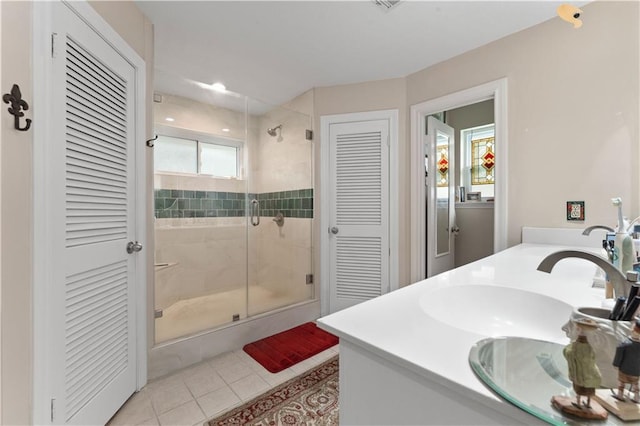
[136,1,580,109]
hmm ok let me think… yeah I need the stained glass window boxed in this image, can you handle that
[471,137,495,185]
[460,124,495,199]
[437,146,449,187]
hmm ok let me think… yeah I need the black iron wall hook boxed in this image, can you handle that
[3,84,32,131]
[146,135,158,147]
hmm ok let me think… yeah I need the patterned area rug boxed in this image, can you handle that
[205,356,339,425]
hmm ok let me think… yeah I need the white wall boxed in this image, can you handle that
[310,1,638,284]
[407,1,639,248]
[1,3,33,423]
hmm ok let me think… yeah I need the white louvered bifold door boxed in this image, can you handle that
[329,120,390,312]
[48,4,137,424]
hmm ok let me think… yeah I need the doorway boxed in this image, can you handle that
[410,79,508,281]
[32,2,147,424]
[320,110,399,315]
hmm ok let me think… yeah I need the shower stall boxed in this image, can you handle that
[150,89,316,375]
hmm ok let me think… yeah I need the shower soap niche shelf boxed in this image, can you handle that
[155,262,178,272]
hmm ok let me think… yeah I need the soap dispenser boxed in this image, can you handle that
[613,197,635,275]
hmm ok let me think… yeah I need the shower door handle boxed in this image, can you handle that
[250,199,260,226]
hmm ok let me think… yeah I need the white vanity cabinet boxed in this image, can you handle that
[318,242,605,425]
[337,339,545,425]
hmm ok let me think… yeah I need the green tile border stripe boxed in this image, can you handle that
[155,188,313,219]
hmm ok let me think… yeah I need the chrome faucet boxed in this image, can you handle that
[582,225,615,236]
[537,250,631,298]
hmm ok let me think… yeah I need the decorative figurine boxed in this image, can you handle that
[551,318,608,420]
[612,318,640,403]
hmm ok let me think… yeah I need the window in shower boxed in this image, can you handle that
[154,130,242,178]
[200,143,238,177]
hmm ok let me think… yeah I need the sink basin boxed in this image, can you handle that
[420,285,572,342]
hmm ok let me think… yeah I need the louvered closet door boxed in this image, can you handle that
[48,4,138,424]
[329,120,390,312]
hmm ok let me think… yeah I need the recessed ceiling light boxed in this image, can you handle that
[165,117,175,122]
[211,82,226,92]
[222,128,230,132]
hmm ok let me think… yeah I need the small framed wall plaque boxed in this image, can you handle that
[566,201,585,221]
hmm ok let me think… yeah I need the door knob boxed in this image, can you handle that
[126,241,143,254]
[330,227,339,235]
[451,226,460,236]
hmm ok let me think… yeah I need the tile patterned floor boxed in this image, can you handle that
[108,345,340,426]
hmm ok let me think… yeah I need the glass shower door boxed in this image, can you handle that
[153,90,250,344]
[152,89,313,345]
[246,100,314,316]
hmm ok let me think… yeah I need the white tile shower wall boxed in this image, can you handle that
[252,106,312,195]
[154,173,245,193]
[155,218,247,310]
[249,218,313,316]
[154,93,246,143]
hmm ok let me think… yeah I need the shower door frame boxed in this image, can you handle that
[151,101,316,345]
[245,102,316,319]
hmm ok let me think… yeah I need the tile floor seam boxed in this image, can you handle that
[225,379,247,405]
[181,377,212,423]
[185,378,211,422]
[192,396,210,422]
[156,399,206,426]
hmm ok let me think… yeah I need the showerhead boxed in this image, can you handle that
[267,125,282,137]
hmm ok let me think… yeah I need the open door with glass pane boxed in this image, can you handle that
[426,116,456,276]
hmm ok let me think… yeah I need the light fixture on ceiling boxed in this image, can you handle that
[196,81,228,93]
[210,82,226,92]
[165,117,175,122]
[372,0,402,11]
[222,128,230,132]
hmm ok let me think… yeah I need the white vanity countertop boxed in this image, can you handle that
[317,243,606,408]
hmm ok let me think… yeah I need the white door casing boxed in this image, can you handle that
[409,79,508,282]
[320,110,398,315]
[426,117,456,277]
[33,2,147,424]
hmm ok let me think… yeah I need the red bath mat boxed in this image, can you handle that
[243,322,339,373]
